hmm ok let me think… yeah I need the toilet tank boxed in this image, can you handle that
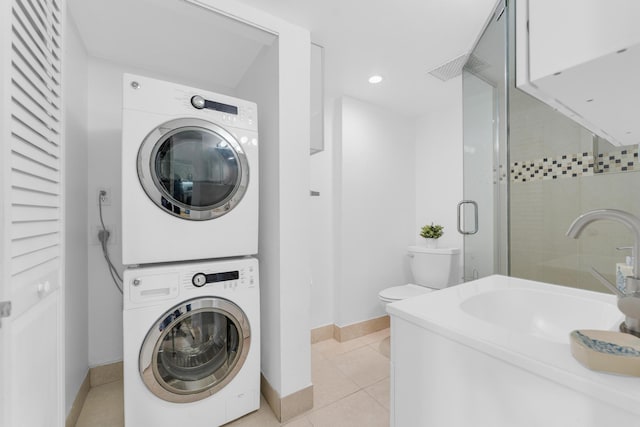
[408,246,460,289]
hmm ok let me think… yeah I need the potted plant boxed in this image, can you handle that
[420,223,444,248]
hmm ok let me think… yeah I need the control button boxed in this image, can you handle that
[191,95,205,109]
[192,273,207,287]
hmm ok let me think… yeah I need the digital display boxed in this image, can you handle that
[205,271,239,283]
[205,99,238,115]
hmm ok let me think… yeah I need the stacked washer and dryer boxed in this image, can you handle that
[121,74,261,426]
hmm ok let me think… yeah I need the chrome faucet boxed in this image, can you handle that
[566,209,640,336]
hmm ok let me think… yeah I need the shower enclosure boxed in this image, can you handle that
[462,1,639,292]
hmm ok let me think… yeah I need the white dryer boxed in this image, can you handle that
[121,74,258,265]
[123,257,260,426]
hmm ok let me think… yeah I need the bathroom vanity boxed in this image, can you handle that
[387,275,640,427]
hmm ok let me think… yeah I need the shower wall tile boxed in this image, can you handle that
[510,154,640,293]
[596,149,639,174]
[510,146,638,183]
[509,249,579,289]
[541,178,581,254]
[509,89,593,162]
[509,180,544,254]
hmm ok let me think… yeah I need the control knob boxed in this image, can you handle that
[191,95,205,109]
[192,273,207,287]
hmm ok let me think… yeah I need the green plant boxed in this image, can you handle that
[420,223,444,239]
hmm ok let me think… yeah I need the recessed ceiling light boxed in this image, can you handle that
[368,75,383,84]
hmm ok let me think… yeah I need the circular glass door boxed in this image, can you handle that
[139,297,251,403]
[137,118,249,220]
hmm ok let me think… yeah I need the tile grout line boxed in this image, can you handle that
[362,377,390,410]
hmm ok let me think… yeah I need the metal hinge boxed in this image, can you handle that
[0,301,11,328]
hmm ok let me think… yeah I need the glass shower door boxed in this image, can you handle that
[460,1,508,281]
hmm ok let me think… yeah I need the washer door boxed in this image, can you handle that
[139,297,251,403]
[137,118,249,220]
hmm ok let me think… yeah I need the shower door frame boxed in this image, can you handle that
[460,0,510,281]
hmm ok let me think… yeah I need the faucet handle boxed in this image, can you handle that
[589,267,624,297]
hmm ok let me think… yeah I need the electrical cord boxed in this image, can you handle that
[98,191,123,294]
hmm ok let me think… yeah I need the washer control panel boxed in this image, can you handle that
[185,264,256,290]
[191,270,239,287]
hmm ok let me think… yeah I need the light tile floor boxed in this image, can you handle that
[75,329,391,427]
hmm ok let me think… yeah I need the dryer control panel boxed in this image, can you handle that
[187,93,256,128]
[123,73,258,132]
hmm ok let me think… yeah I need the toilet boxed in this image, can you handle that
[378,246,460,305]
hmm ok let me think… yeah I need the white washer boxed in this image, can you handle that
[121,74,258,265]
[123,257,260,426]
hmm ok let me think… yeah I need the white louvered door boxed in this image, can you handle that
[0,0,64,425]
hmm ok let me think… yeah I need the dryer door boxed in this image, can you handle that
[137,118,249,220]
[139,297,251,403]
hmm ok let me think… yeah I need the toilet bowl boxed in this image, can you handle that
[379,246,460,305]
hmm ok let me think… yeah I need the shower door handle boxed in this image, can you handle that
[457,200,479,235]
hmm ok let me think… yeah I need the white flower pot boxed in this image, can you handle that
[423,238,438,249]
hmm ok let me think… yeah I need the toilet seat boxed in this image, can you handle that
[378,283,433,303]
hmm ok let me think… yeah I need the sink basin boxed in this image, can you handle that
[386,275,639,427]
[460,288,622,343]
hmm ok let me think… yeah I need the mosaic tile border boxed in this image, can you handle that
[596,148,638,174]
[511,147,638,183]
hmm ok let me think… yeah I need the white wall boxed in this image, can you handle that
[64,16,89,413]
[415,80,464,280]
[333,97,416,327]
[272,30,312,398]
[86,58,126,366]
[235,43,282,391]
[309,98,335,328]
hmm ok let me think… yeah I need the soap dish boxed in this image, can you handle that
[570,329,640,377]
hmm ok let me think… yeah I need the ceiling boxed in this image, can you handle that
[233,0,499,116]
[69,0,499,117]
[68,0,276,91]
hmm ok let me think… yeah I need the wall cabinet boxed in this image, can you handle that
[515,0,640,146]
